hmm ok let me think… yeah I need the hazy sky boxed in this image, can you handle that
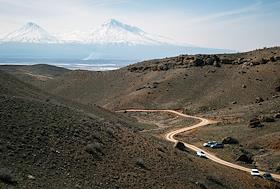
[0,0,279,51]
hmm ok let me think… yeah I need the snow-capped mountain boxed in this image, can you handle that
[86,19,176,45]
[0,20,232,60]
[1,19,178,45]
[1,22,58,44]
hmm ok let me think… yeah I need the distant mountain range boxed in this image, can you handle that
[0,19,234,60]
[0,19,180,46]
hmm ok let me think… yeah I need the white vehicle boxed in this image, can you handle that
[210,143,224,149]
[250,169,260,176]
[203,141,217,147]
[196,150,207,158]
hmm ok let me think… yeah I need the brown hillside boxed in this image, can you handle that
[32,47,280,112]
[0,71,272,188]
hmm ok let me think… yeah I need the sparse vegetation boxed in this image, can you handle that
[174,141,187,151]
[85,142,103,156]
[0,168,16,185]
[222,137,239,144]
[136,158,145,168]
[1,47,279,188]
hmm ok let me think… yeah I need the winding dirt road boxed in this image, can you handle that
[120,109,280,181]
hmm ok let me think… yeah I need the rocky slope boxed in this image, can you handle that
[1,69,274,188]
[1,47,280,188]
[28,47,280,113]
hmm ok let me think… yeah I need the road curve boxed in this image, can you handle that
[119,109,280,181]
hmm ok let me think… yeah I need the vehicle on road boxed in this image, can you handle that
[263,172,273,180]
[250,169,260,176]
[203,141,217,147]
[196,150,207,158]
[210,143,224,149]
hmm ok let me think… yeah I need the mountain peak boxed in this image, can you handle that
[1,22,58,44]
[101,19,143,34]
[21,22,42,32]
[104,19,122,26]
[25,22,39,27]
[84,19,176,45]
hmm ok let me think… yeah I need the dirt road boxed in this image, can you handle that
[120,109,280,181]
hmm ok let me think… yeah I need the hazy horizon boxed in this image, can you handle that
[0,0,280,51]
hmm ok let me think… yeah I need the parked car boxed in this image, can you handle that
[263,172,273,180]
[210,143,224,149]
[250,169,260,176]
[203,141,217,147]
[196,150,207,158]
